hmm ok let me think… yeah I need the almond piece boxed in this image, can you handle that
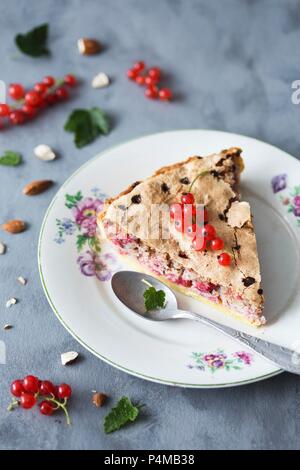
[23,179,53,196]
[34,144,56,161]
[92,392,108,408]
[78,38,101,55]
[92,72,110,88]
[0,241,6,254]
[2,220,26,234]
[61,351,79,366]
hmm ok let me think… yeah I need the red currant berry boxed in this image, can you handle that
[211,238,224,251]
[23,375,39,394]
[39,380,56,396]
[185,223,198,238]
[11,380,25,397]
[9,83,25,100]
[127,68,138,80]
[0,103,10,116]
[133,61,145,72]
[148,67,161,80]
[201,224,216,240]
[183,203,196,220]
[192,236,207,251]
[25,90,41,107]
[159,88,173,101]
[174,218,184,233]
[34,82,48,94]
[57,383,72,399]
[39,400,55,416]
[145,86,158,99]
[9,110,26,125]
[22,104,37,119]
[145,76,159,87]
[55,87,69,100]
[181,192,195,204]
[45,93,57,106]
[135,75,146,86]
[170,202,183,219]
[218,252,231,267]
[64,74,77,87]
[203,208,209,223]
[43,76,55,87]
[20,393,36,409]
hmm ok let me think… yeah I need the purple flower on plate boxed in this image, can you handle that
[293,206,300,217]
[77,250,115,281]
[234,351,252,365]
[271,174,287,193]
[204,353,227,369]
[293,195,300,208]
[61,218,75,235]
[73,197,103,237]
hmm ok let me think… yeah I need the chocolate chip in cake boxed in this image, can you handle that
[161,182,170,193]
[233,244,241,251]
[197,156,203,159]
[210,170,220,178]
[218,214,225,221]
[131,194,142,204]
[131,181,141,189]
[257,288,263,295]
[178,251,188,259]
[179,177,190,185]
[242,276,256,287]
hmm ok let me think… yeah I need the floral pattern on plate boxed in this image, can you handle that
[272,175,300,227]
[54,188,116,280]
[188,349,253,373]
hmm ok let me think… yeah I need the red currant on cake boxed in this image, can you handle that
[211,238,224,251]
[170,202,183,219]
[201,224,216,240]
[185,224,198,237]
[181,192,195,204]
[218,252,231,267]
[192,236,207,251]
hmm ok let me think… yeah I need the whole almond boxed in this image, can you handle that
[23,179,53,196]
[78,38,101,55]
[2,220,26,234]
[92,392,108,408]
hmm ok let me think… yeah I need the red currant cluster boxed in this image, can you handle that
[8,375,72,425]
[170,192,232,267]
[0,74,77,129]
[127,61,173,101]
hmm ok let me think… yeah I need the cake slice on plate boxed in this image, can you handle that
[98,147,265,326]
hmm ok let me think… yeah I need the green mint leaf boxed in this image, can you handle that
[0,151,22,166]
[64,108,110,148]
[143,286,166,311]
[104,397,139,434]
[15,23,50,57]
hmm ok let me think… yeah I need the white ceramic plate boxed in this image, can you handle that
[38,130,300,388]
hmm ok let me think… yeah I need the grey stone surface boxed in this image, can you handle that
[0,0,300,450]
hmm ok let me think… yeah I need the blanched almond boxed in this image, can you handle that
[2,220,26,234]
[34,144,56,161]
[23,179,53,196]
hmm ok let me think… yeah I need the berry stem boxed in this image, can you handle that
[46,396,71,425]
[141,279,153,288]
[7,398,19,411]
[188,171,210,193]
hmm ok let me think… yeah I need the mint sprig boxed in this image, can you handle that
[64,108,110,148]
[0,151,22,167]
[15,24,50,57]
[104,396,139,434]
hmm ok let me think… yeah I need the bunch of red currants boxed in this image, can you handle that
[170,192,232,266]
[0,74,77,129]
[127,61,173,101]
[8,375,72,424]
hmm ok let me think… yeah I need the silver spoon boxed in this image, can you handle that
[111,270,300,375]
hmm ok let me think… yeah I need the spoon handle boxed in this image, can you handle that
[175,309,299,375]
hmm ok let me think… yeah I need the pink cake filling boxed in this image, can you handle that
[104,224,265,325]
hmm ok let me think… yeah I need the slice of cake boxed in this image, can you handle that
[98,147,265,326]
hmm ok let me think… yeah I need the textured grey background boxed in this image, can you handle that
[0,0,300,450]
